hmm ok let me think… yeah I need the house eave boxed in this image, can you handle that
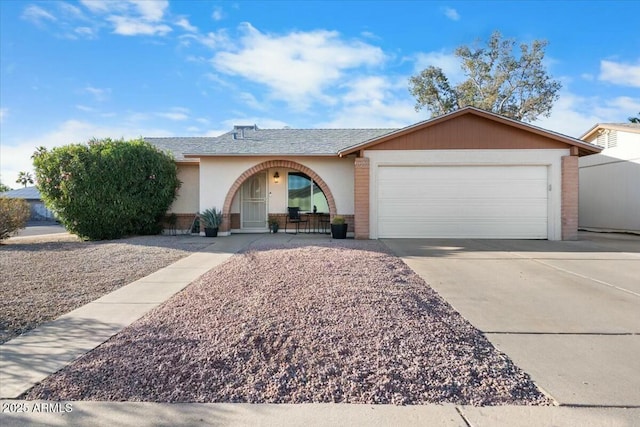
[338,107,602,157]
[580,123,640,140]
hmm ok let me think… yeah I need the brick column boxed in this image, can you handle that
[354,157,370,239]
[220,214,231,233]
[561,155,579,240]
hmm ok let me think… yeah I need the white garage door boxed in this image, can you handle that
[377,165,548,238]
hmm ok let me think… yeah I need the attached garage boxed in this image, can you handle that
[341,107,602,241]
[377,165,548,238]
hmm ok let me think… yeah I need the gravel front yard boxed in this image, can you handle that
[25,240,550,406]
[0,234,212,344]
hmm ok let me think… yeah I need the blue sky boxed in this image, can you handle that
[1,0,639,188]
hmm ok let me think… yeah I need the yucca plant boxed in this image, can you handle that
[199,208,223,229]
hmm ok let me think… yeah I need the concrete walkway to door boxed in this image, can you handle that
[383,232,640,410]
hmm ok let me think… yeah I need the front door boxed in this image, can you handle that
[241,173,267,230]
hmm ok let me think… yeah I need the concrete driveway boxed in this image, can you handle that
[383,232,640,407]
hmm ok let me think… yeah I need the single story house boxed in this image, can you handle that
[146,107,601,240]
[0,186,56,221]
[578,123,640,234]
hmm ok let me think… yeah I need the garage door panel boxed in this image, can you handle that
[378,202,547,219]
[378,221,547,238]
[377,165,548,239]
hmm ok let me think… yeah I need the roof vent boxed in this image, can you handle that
[232,124,258,139]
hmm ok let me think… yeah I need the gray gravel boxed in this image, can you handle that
[25,241,550,405]
[0,234,212,344]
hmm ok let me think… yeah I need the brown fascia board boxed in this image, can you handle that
[580,123,640,140]
[338,106,602,156]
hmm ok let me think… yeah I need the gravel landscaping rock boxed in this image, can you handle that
[0,234,212,344]
[25,241,550,405]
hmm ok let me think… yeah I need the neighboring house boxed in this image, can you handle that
[146,107,601,241]
[0,186,55,221]
[578,123,640,234]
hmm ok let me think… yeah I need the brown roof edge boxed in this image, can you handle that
[338,107,602,157]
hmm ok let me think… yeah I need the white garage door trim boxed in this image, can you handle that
[376,164,549,239]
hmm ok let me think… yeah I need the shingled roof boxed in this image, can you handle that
[0,186,42,200]
[145,127,395,161]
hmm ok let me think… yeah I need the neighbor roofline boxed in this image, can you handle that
[338,106,602,156]
[580,123,640,140]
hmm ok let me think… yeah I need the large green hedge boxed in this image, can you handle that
[33,138,180,240]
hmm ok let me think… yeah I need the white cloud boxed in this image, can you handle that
[84,86,111,102]
[599,59,640,87]
[156,107,190,121]
[76,105,96,112]
[78,0,171,37]
[0,108,7,124]
[22,5,57,25]
[131,0,168,21]
[212,7,224,21]
[176,17,197,32]
[181,30,229,49]
[536,91,640,137]
[413,51,464,83]
[79,1,112,14]
[75,26,97,38]
[58,2,85,19]
[212,23,386,109]
[108,16,172,36]
[443,7,460,21]
[238,92,267,111]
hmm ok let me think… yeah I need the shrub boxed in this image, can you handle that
[199,208,223,229]
[0,198,30,241]
[32,138,180,240]
[332,215,345,225]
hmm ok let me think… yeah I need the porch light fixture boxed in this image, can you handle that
[273,171,280,183]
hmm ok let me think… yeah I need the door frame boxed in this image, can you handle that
[240,171,269,231]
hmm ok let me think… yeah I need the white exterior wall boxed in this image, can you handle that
[365,149,569,240]
[579,130,640,233]
[168,163,199,214]
[199,156,355,215]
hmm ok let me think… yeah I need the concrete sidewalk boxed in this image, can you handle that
[1,401,638,426]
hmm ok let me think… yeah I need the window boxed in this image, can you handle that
[288,172,329,212]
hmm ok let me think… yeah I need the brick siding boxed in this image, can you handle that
[561,155,579,240]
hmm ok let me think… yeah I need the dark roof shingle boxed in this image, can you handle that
[145,127,396,160]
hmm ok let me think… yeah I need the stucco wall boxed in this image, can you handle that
[168,163,199,214]
[364,149,569,240]
[579,133,640,233]
[199,156,355,215]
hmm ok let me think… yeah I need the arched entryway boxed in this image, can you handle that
[220,160,337,232]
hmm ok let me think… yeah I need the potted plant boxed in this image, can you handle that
[199,208,222,237]
[269,218,279,233]
[331,215,348,239]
